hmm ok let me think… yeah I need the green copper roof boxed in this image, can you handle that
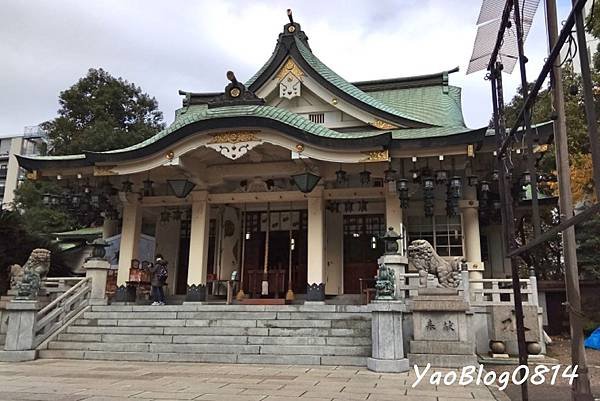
[390,126,475,140]
[100,104,387,155]
[293,37,434,126]
[368,86,466,128]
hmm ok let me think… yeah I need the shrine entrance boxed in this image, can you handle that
[343,214,386,294]
[241,209,308,298]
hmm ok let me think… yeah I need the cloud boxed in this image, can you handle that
[0,0,573,136]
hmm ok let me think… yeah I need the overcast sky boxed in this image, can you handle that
[0,0,572,137]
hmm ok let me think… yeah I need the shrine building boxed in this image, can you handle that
[16,12,553,304]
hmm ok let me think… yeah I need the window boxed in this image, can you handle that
[407,215,463,257]
[308,113,324,124]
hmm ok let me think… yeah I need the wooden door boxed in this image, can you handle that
[343,214,385,294]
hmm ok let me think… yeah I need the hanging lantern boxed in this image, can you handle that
[383,164,397,183]
[521,170,532,186]
[71,193,81,207]
[291,172,321,193]
[121,179,133,193]
[423,177,435,217]
[359,168,371,186]
[143,179,154,197]
[435,156,447,184]
[492,170,500,182]
[168,179,196,198]
[42,192,52,206]
[344,201,353,213]
[397,178,409,209]
[335,165,348,185]
[160,209,170,223]
[410,157,420,183]
[450,176,462,198]
[171,208,183,220]
[467,174,479,186]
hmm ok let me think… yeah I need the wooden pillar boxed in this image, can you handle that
[460,191,484,289]
[116,200,141,286]
[186,191,210,302]
[385,182,404,255]
[306,186,325,302]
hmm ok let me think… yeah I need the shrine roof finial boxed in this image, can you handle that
[287,9,294,24]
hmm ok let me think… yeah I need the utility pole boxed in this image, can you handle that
[545,0,593,399]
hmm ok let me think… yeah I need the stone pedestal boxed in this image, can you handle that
[84,259,110,306]
[408,288,477,368]
[488,304,544,356]
[367,301,410,373]
[0,300,39,361]
[377,254,409,300]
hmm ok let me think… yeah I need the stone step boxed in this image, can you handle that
[89,304,369,313]
[38,349,368,366]
[48,340,370,356]
[82,310,371,321]
[57,332,371,346]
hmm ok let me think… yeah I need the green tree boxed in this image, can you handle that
[0,209,70,295]
[43,68,164,155]
[13,180,75,234]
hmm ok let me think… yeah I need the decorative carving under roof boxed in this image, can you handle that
[361,150,389,162]
[276,58,305,81]
[208,71,265,109]
[205,130,263,160]
[370,120,398,130]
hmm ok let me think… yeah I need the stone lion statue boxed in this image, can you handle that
[9,264,24,289]
[407,239,461,288]
[16,248,51,300]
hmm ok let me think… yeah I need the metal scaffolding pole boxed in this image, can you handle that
[490,62,530,401]
[513,0,542,237]
[546,0,593,399]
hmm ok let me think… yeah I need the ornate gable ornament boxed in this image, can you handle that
[276,58,304,99]
[205,130,263,160]
[208,71,265,109]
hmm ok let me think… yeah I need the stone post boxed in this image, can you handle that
[0,300,39,361]
[84,259,110,305]
[367,302,410,372]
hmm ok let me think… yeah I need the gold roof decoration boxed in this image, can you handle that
[361,150,389,162]
[94,165,117,176]
[369,120,398,130]
[275,58,305,82]
[207,131,261,144]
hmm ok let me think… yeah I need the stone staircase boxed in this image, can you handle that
[38,304,372,366]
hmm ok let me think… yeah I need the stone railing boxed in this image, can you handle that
[33,277,91,348]
[469,276,538,306]
[42,277,87,300]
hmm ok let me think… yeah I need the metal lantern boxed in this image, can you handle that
[171,208,183,220]
[160,209,170,223]
[467,174,479,186]
[397,178,409,209]
[435,168,448,184]
[71,193,81,207]
[168,179,196,198]
[335,166,348,185]
[142,179,154,197]
[291,172,321,193]
[450,176,462,198]
[121,179,133,193]
[359,169,371,186]
[480,180,491,193]
[423,177,435,217]
[382,227,402,255]
[521,170,532,186]
[383,164,397,183]
[492,170,500,182]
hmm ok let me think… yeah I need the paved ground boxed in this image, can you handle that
[488,337,600,401]
[0,359,507,401]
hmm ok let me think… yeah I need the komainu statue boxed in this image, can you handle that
[407,239,461,288]
[15,248,51,300]
[9,264,24,289]
[375,262,396,300]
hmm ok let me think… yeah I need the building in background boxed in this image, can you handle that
[0,126,47,208]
